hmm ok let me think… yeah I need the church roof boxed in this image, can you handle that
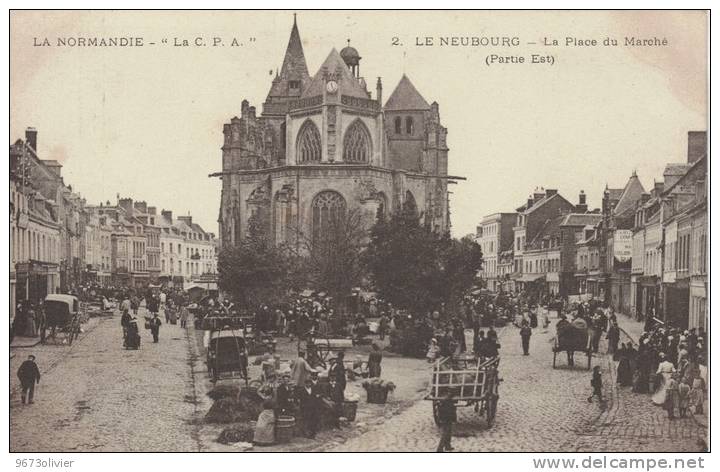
[280,17,308,79]
[384,74,430,111]
[266,16,310,98]
[613,173,646,217]
[301,48,369,99]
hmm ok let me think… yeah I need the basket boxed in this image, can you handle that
[342,400,358,421]
[366,388,389,404]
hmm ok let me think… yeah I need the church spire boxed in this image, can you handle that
[278,14,309,81]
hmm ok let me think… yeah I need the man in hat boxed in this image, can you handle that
[519,321,532,356]
[436,392,457,452]
[149,312,162,343]
[17,355,41,404]
[297,378,322,438]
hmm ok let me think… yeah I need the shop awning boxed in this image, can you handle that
[519,274,545,283]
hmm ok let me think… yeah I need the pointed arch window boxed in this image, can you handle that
[296,120,321,163]
[343,120,371,163]
[394,117,402,135]
[312,191,346,243]
[405,116,414,135]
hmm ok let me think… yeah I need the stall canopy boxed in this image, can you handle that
[184,281,217,292]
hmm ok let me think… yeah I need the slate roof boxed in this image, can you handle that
[613,173,647,217]
[301,48,369,99]
[266,17,310,98]
[560,213,603,227]
[384,74,431,111]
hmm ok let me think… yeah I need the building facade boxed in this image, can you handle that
[215,18,457,251]
[476,213,515,292]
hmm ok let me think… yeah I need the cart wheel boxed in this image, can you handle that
[432,401,441,426]
[317,338,332,367]
[486,394,498,428]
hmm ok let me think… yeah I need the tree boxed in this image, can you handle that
[291,207,368,313]
[217,213,292,308]
[364,206,482,314]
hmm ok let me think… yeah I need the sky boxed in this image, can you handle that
[10,11,707,237]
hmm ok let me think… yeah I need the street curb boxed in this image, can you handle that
[10,339,42,349]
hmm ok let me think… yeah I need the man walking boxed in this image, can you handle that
[588,366,603,403]
[436,392,456,452]
[17,355,41,404]
[149,312,162,343]
[520,321,532,356]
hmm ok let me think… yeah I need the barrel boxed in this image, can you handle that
[275,416,296,444]
[343,401,358,421]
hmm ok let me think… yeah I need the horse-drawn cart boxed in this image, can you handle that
[552,318,592,369]
[42,294,83,345]
[426,355,501,428]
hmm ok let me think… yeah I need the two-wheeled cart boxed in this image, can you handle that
[426,355,501,428]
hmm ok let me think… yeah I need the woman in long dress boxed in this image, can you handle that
[616,344,633,387]
[367,343,382,378]
[652,353,676,405]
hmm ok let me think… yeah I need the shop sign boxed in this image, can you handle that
[613,230,633,263]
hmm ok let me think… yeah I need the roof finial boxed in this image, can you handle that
[293,12,297,25]
[347,39,351,47]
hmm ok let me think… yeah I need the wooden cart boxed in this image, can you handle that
[300,331,354,369]
[426,355,501,428]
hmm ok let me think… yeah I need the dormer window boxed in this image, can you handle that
[289,80,300,90]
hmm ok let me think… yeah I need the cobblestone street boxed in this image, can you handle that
[328,314,708,452]
[9,309,707,452]
[10,309,200,452]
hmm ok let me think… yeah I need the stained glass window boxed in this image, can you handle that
[297,120,321,163]
[343,120,371,163]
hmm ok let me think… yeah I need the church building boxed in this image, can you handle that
[214,16,458,249]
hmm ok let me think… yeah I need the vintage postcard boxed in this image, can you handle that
[8,9,708,459]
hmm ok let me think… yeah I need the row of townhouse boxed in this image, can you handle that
[630,131,707,330]
[474,131,707,330]
[10,128,219,322]
[10,128,86,319]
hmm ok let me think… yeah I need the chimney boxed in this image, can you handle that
[178,215,193,226]
[241,100,250,117]
[147,206,156,215]
[248,106,256,119]
[533,188,545,202]
[575,190,588,213]
[161,210,173,222]
[133,201,147,213]
[545,189,558,197]
[118,198,134,215]
[25,127,38,152]
[527,197,534,209]
[687,131,706,164]
[376,77,383,105]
